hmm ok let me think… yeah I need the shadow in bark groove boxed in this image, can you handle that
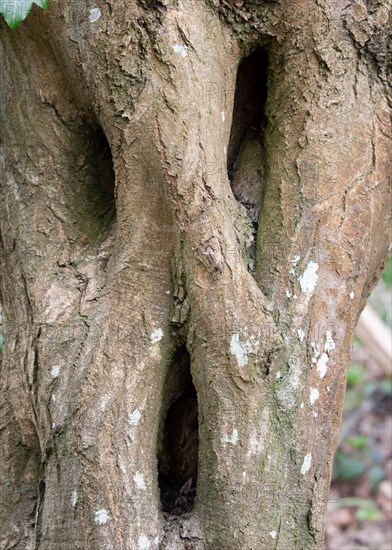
[158,347,199,516]
[74,125,116,243]
[227,48,268,271]
[34,478,46,547]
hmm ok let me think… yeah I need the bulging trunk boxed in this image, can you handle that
[0,1,390,548]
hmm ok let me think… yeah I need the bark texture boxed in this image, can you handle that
[0,1,391,548]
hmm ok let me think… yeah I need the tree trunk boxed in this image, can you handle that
[0,1,390,548]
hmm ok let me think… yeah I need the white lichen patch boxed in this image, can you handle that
[71,490,78,508]
[50,365,61,378]
[301,453,312,475]
[350,291,355,300]
[286,289,292,298]
[276,371,282,379]
[289,255,301,276]
[138,535,151,549]
[224,145,227,155]
[298,262,319,294]
[312,331,335,378]
[230,333,253,368]
[300,402,304,409]
[89,7,101,23]
[134,472,146,490]
[276,355,302,411]
[316,353,329,379]
[311,342,320,363]
[309,387,319,406]
[128,409,142,426]
[150,328,163,344]
[172,43,187,57]
[324,331,336,353]
[297,328,305,342]
[94,509,110,525]
[222,428,239,446]
[270,531,277,539]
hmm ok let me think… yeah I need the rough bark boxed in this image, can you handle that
[0,1,390,548]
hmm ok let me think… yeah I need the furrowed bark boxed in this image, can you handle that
[0,1,390,549]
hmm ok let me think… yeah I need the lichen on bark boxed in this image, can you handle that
[0,1,391,549]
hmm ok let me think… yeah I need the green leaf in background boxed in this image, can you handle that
[377,378,392,396]
[347,363,366,385]
[368,464,386,490]
[343,387,364,412]
[0,0,49,29]
[356,504,382,522]
[334,451,366,481]
[346,435,368,449]
[381,254,392,288]
[335,497,382,522]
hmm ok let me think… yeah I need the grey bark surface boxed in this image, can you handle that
[0,1,391,549]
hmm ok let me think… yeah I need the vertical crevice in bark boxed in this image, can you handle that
[158,347,198,516]
[0,2,390,548]
[34,478,46,548]
[88,126,116,213]
[227,48,268,274]
[74,124,116,244]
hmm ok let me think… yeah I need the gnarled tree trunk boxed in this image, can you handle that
[0,1,390,548]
